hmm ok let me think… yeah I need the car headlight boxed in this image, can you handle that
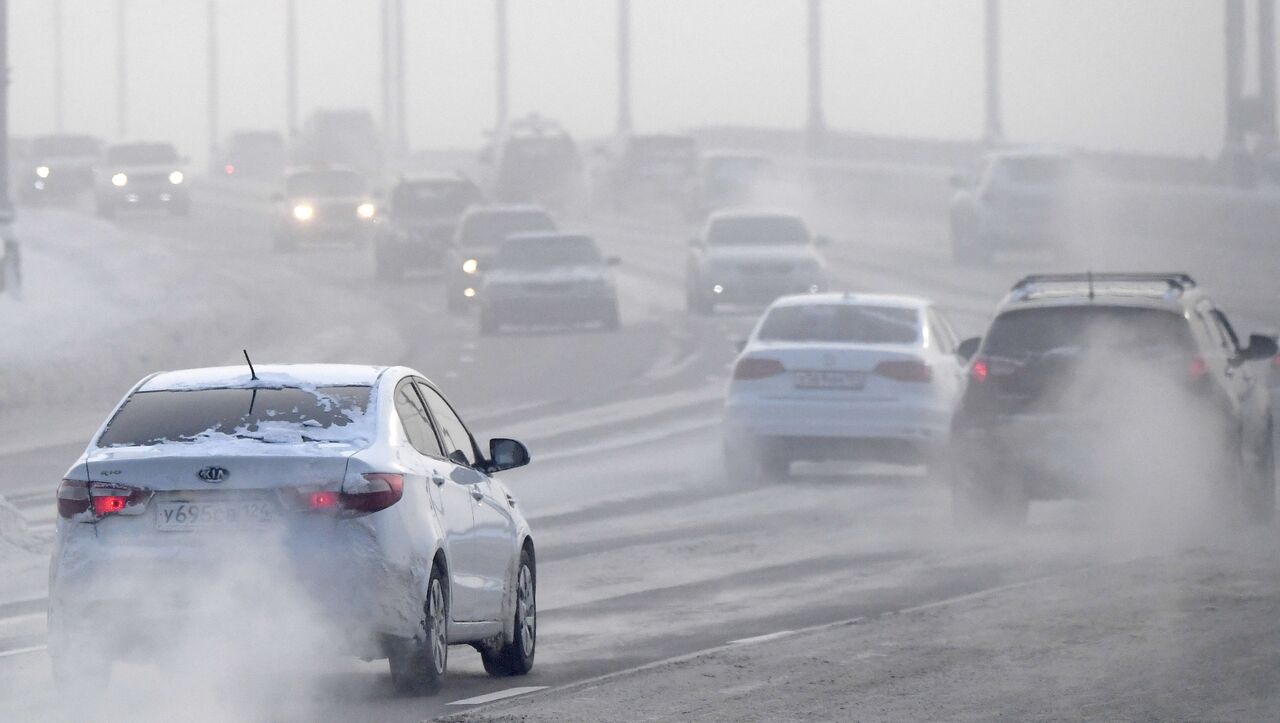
[462,258,479,274]
[111,172,128,187]
[292,204,315,221]
[168,171,184,185]
[35,166,50,179]
[357,202,376,219]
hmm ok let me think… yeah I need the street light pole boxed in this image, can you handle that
[394,0,406,156]
[1224,0,1245,148]
[806,0,825,153]
[286,0,298,138]
[617,0,632,136]
[495,0,509,132]
[53,0,63,133]
[208,0,219,169]
[0,0,10,215]
[117,0,127,138]
[1258,0,1277,146]
[983,0,1003,144]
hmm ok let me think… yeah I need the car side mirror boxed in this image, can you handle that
[487,438,530,472]
[1238,333,1279,362]
[956,336,981,362]
[605,256,621,267]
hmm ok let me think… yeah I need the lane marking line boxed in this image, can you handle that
[447,686,548,706]
[0,644,47,659]
[729,630,795,645]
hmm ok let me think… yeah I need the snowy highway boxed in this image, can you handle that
[2,178,1279,721]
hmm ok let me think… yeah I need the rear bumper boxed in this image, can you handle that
[725,395,949,460]
[482,293,617,323]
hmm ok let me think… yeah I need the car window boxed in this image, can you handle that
[496,235,602,269]
[416,382,478,466]
[1209,310,1242,352]
[707,216,809,246]
[458,210,556,247]
[983,306,1194,359]
[757,304,920,344]
[394,379,443,457]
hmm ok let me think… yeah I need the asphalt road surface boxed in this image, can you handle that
[0,178,1276,722]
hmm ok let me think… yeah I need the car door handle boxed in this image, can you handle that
[431,475,447,487]
[470,488,485,501]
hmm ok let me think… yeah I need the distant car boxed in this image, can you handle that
[950,272,1276,525]
[445,204,557,313]
[374,174,485,280]
[95,142,189,217]
[601,133,699,214]
[487,116,584,214]
[20,134,101,202]
[217,130,287,182]
[949,148,1078,264]
[292,109,384,178]
[685,210,829,314]
[725,293,963,482]
[692,151,778,218]
[272,167,379,251]
[478,232,621,335]
[48,364,537,694]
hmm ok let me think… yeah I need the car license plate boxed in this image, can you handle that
[793,370,866,390]
[155,501,276,532]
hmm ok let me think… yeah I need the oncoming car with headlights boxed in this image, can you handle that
[478,232,621,335]
[95,142,189,217]
[725,293,964,481]
[686,210,829,314]
[48,364,539,695]
[445,204,557,312]
[273,167,378,251]
[21,134,101,203]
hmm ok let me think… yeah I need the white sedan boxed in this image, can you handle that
[49,364,537,694]
[724,293,964,480]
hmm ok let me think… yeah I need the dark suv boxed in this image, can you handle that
[950,273,1277,525]
[373,174,484,280]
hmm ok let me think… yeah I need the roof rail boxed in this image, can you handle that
[1010,272,1197,294]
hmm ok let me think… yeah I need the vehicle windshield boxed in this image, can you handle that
[758,305,920,344]
[983,307,1194,359]
[706,156,774,182]
[286,170,366,197]
[497,236,602,269]
[97,385,374,447]
[392,181,483,218]
[32,135,99,158]
[106,144,178,166]
[708,216,809,246]
[994,156,1073,185]
[458,211,555,247]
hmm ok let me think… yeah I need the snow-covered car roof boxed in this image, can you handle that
[769,292,932,310]
[139,364,387,392]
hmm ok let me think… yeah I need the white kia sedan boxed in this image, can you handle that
[49,364,537,694]
[724,294,964,481]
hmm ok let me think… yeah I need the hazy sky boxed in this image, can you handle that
[7,1,1245,161]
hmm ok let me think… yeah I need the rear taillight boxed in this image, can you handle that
[969,356,1023,384]
[308,491,339,510]
[56,479,89,518]
[733,357,785,380]
[970,357,990,383]
[340,473,404,514]
[1188,357,1210,381]
[873,359,932,383]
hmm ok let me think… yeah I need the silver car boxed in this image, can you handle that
[686,210,829,314]
[49,364,537,695]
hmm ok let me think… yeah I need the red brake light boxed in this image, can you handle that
[1188,357,1210,381]
[56,479,90,518]
[224,164,235,175]
[340,473,404,514]
[970,357,990,383]
[84,484,150,518]
[733,357,785,380]
[309,491,338,510]
[92,494,128,516]
[873,359,932,383]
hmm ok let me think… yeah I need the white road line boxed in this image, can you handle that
[0,644,47,659]
[447,686,548,706]
[729,630,795,645]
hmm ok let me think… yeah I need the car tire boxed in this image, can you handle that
[388,565,448,695]
[481,548,536,677]
[1244,425,1276,525]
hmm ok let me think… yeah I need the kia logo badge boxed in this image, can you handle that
[197,466,229,483]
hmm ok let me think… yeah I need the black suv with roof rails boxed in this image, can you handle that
[950,272,1277,525]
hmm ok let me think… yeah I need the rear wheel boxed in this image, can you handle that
[388,566,448,695]
[481,549,536,677]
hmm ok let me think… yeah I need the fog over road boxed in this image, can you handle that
[1,175,1277,722]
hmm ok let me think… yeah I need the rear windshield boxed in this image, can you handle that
[758,305,920,344]
[392,180,483,217]
[107,144,178,166]
[286,171,366,197]
[458,211,556,247]
[983,307,1193,359]
[97,386,374,447]
[708,216,808,246]
[33,135,99,158]
[497,236,601,269]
